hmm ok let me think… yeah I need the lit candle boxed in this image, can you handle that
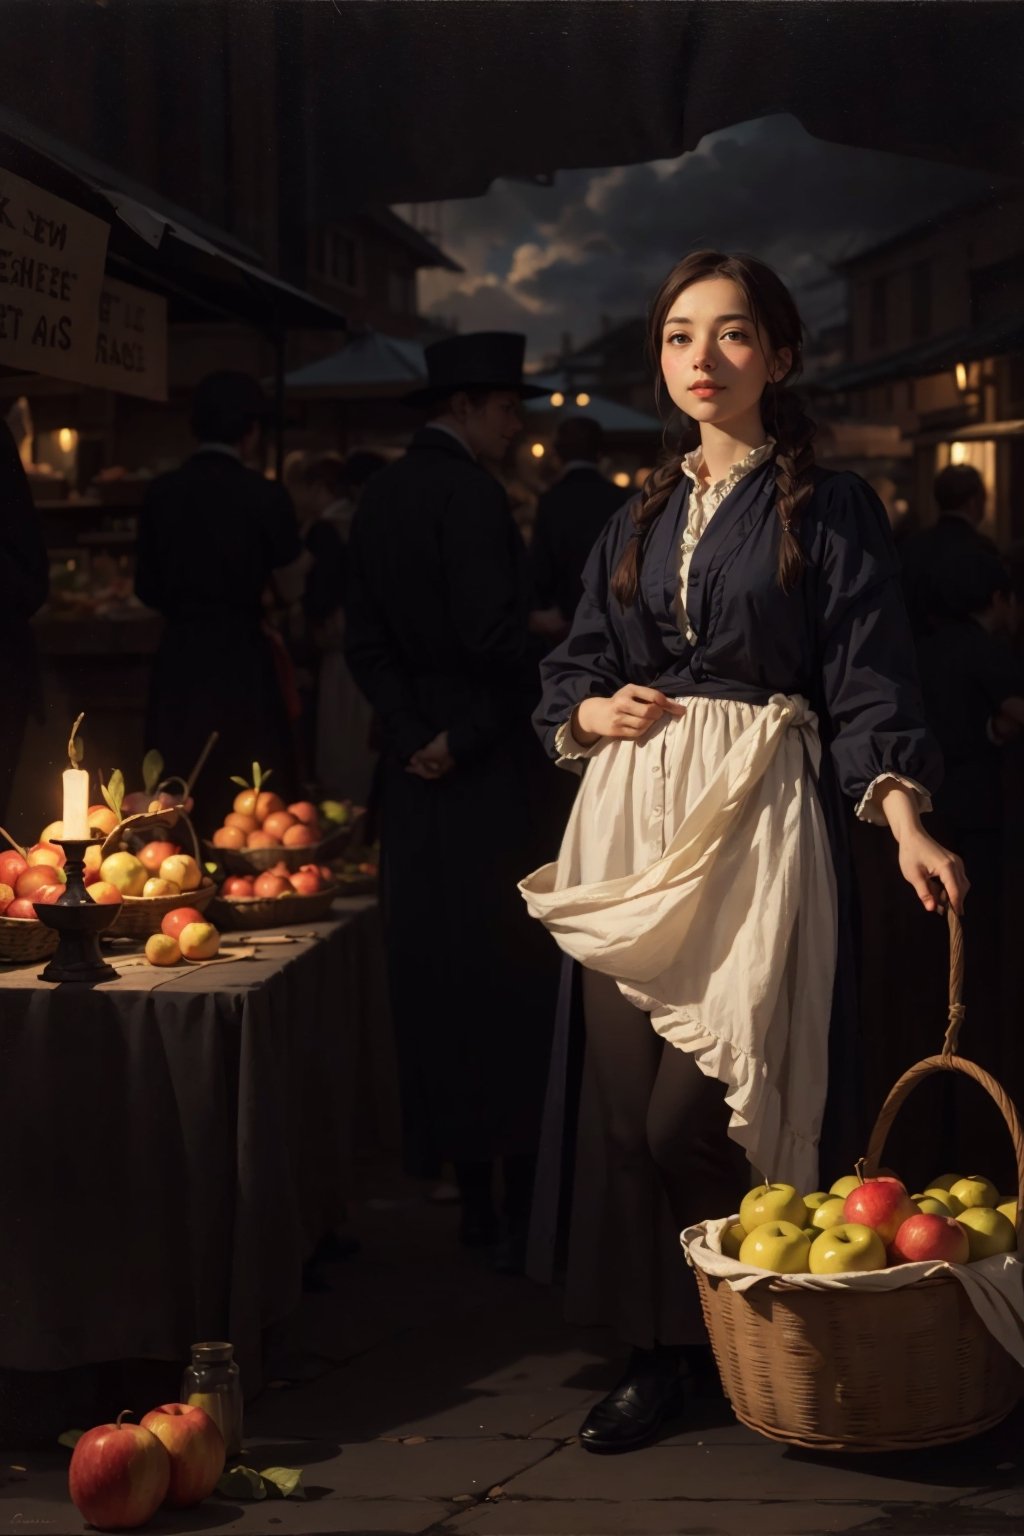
[62,766,90,840]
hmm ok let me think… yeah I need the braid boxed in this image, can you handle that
[770,386,817,591]
[610,412,697,606]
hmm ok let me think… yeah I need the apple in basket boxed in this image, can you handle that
[139,840,179,874]
[739,1183,808,1233]
[949,1175,1001,1211]
[289,868,322,896]
[808,1222,887,1274]
[0,851,27,888]
[159,854,202,893]
[222,876,255,898]
[16,865,67,901]
[253,873,290,899]
[890,1212,970,1265]
[0,882,13,915]
[68,1410,170,1531]
[27,841,65,868]
[213,825,247,850]
[842,1178,916,1245]
[161,906,206,940]
[738,1220,810,1274]
[32,883,65,905]
[99,852,148,897]
[143,878,181,899]
[958,1207,1017,1261]
[921,1186,964,1215]
[998,1199,1018,1225]
[809,1196,847,1232]
[288,801,320,827]
[5,898,40,920]
[88,882,124,905]
[139,1403,225,1509]
[829,1174,863,1200]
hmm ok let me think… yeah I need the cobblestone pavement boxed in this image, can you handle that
[7,1170,1023,1535]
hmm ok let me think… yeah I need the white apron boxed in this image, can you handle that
[519,693,838,1192]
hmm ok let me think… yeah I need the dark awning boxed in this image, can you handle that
[813,313,1024,394]
[281,333,428,399]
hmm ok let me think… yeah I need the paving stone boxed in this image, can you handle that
[442,1496,884,1534]
[500,1440,985,1505]
[291,1434,561,1500]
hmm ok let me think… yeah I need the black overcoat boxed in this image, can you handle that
[527,460,943,1274]
[530,465,625,622]
[345,428,561,1173]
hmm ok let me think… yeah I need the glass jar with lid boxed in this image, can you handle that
[181,1340,242,1456]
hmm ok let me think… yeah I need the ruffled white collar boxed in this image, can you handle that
[681,436,776,496]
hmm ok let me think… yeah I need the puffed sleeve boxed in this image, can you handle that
[813,473,942,822]
[532,510,629,767]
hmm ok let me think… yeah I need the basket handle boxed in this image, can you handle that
[863,909,1024,1245]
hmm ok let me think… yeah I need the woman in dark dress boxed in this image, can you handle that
[519,252,967,1452]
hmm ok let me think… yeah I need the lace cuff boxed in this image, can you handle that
[554,709,602,770]
[855,773,933,827]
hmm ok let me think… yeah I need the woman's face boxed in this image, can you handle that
[659,275,791,435]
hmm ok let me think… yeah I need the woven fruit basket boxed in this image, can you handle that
[204,812,365,876]
[209,884,338,932]
[108,879,217,940]
[687,911,1024,1452]
[0,916,59,964]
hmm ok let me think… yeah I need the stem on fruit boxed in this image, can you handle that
[854,1157,867,1185]
[67,712,85,770]
[115,1409,135,1429]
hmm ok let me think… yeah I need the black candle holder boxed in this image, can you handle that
[35,838,119,983]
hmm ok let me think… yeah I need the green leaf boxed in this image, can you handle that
[57,1429,84,1450]
[102,768,125,820]
[261,1466,305,1500]
[229,776,249,789]
[142,750,164,795]
[216,1465,267,1501]
[252,762,261,790]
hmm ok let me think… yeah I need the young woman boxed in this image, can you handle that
[520,251,967,1453]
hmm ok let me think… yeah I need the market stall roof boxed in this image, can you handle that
[0,105,345,333]
[281,333,429,398]
[295,0,1023,210]
[524,376,662,437]
[813,313,1024,395]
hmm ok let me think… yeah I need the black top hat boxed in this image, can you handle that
[404,332,547,406]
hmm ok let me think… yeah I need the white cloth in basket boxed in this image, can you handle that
[683,1217,1024,1369]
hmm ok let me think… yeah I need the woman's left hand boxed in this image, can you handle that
[897,830,969,917]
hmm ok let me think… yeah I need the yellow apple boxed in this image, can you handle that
[922,1186,963,1215]
[87,881,123,905]
[829,1175,862,1200]
[159,854,202,893]
[810,1196,848,1231]
[997,1200,1018,1226]
[142,877,181,899]
[739,1183,807,1233]
[957,1207,1017,1261]
[99,851,147,897]
[803,1191,832,1212]
[40,819,64,844]
[179,921,220,960]
[720,1221,746,1260]
[84,843,103,873]
[950,1176,1000,1211]
[809,1222,887,1275]
[914,1196,954,1218]
[927,1173,963,1192]
[738,1220,810,1274]
[145,933,182,967]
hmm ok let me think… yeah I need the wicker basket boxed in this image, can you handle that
[108,879,217,939]
[209,884,338,931]
[692,910,1024,1452]
[0,916,59,964]
[202,810,365,876]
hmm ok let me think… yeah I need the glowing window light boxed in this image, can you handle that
[575,392,591,407]
[58,428,77,453]
[950,441,967,465]
[613,472,630,488]
[954,362,968,393]
[550,391,565,407]
[531,442,546,458]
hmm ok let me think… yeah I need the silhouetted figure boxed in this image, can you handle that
[901,464,1000,636]
[530,416,626,640]
[135,372,304,819]
[0,420,48,822]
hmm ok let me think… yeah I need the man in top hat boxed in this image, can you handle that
[345,332,561,1270]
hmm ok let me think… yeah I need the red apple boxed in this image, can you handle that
[16,865,67,901]
[0,851,28,888]
[262,809,297,841]
[27,841,65,868]
[139,840,179,873]
[319,864,334,882]
[139,1402,225,1509]
[843,1177,917,1245]
[0,881,13,915]
[254,872,290,899]
[289,869,322,895]
[161,906,205,940]
[69,1409,171,1530]
[222,875,255,898]
[32,883,65,905]
[5,898,39,920]
[88,804,121,836]
[84,865,101,887]
[282,823,315,847]
[288,800,320,827]
[890,1212,970,1265]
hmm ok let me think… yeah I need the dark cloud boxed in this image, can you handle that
[412,114,995,361]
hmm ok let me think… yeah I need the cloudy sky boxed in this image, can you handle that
[404,114,995,365]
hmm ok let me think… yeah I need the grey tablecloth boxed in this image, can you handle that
[0,898,388,1389]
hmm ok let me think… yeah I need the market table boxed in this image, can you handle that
[0,896,393,1397]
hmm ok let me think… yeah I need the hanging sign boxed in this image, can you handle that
[90,278,168,400]
[0,166,110,383]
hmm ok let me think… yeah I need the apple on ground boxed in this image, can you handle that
[721,1221,746,1260]
[179,922,220,960]
[139,1403,225,1508]
[828,1175,863,1200]
[808,1196,847,1232]
[145,933,182,967]
[921,1186,964,1215]
[222,875,255,898]
[159,854,202,892]
[5,898,40,920]
[958,1207,1017,1261]
[143,877,181,899]
[87,882,124,905]
[289,869,321,895]
[949,1175,1000,1211]
[68,1409,171,1531]
[99,852,148,897]
[16,865,67,901]
[27,841,65,868]
[0,851,27,888]
[739,1220,811,1274]
[253,872,290,899]
[808,1222,887,1274]
[87,804,120,836]
[288,800,320,827]
[213,825,247,850]
[890,1212,970,1265]
[739,1183,808,1233]
[842,1178,916,1245]
[161,906,206,940]
[0,882,13,916]
[138,840,179,873]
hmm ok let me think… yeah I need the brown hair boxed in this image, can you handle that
[611,251,817,606]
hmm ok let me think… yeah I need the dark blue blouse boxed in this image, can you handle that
[534,460,942,808]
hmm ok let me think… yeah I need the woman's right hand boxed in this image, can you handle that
[575,686,686,745]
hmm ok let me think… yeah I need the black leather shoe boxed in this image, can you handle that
[579,1353,687,1454]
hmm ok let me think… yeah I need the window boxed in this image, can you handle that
[869,275,888,349]
[911,261,932,340]
[315,228,360,290]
